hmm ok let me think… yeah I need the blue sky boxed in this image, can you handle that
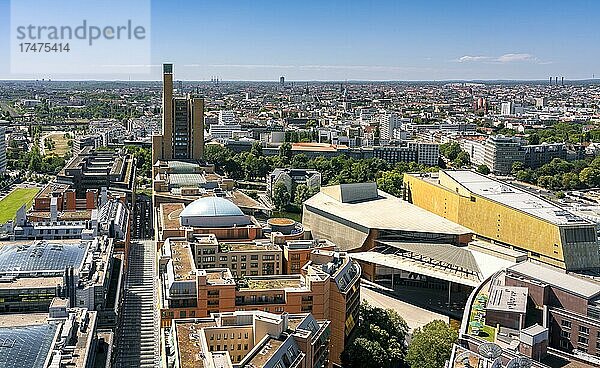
[0,0,599,80]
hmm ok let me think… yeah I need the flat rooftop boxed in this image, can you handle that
[175,320,217,368]
[243,276,304,290]
[160,203,185,230]
[487,285,528,314]
[508,261,600,299]
[220,242,280,252]
[442,170,592,226]
[202,269,235,285]
[170,242,195,281]
[304,187,471,235]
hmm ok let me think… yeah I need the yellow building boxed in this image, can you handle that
[403,170,600,271]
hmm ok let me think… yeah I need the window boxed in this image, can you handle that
[220,256,228,261]
[231,256,237,262]
[263,255,275,261]
[560,331,570,338]
[562,320,572,328]
[578,336,589,345]
[241,255,246,261]
[251,263,258,268]
[579,326,590,335]
[241,263,246,269]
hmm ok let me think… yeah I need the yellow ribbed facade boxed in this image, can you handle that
[403,171,599,270]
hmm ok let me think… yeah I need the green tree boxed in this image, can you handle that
[341,301,408,368]
[439,142,462,161]
[406,320,458,368]
[579,167,600,187]
[476,164,490,175]
[511,161,525,174]
[453,151,471,167]
[279,142,292,162]
[293,184,317,205]
[250,141,263,157]
[528,133,540,145]
[377,171,404,197]
[272,181,290,210]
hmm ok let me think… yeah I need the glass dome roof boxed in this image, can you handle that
[180,197,245,218]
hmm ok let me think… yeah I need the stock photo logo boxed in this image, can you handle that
[10,0,151,76]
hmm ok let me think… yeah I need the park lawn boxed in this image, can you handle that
[45,133,70,156]
[0,188,40,224]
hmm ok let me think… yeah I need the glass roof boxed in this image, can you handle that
[0,241,89,273]
[0,324,57,368]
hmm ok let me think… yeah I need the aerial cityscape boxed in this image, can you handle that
[0,1,600,368]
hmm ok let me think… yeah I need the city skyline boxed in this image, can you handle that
[0,0,599,81]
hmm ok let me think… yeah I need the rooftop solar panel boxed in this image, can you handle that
[0,324,57,368]
[0,241,89,273]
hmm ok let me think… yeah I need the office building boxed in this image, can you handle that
[159,244,360,365]
[0,301,103,368]
[167,311,330,368]
[403,170,600,270]
[56,146,136,204]
[209,123,243,141]
[379,113,402,142]
[152,63,204,164]
[218,110,236,125]
[453,261,600,367]
[0,237,119,324]
[372,142,439,166]
[483,135,524,174]
[462,136,569,174]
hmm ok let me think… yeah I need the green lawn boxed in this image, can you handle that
[0,188,40,224]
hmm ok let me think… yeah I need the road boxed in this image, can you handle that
[361,284,449,333]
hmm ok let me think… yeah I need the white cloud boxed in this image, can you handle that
[456,53,547,64]
[495,53,536,63]
[458,55,494,63]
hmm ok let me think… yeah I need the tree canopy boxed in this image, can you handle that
[406,320,458,368]
[341,301,408,368]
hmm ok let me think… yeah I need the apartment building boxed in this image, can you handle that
[167,311,330,368]
[159,241,360,365]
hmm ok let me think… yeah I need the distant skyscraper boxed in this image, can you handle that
[152,64,204,164]
[280,76,285,86]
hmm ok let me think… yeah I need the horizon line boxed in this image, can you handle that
[1,78,599,83]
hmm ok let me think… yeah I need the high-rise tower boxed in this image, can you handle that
[152,64,204,165]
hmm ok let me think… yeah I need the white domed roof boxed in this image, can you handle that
[180,197,245,218]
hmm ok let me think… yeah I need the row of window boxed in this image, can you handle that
[199,250,279,262]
